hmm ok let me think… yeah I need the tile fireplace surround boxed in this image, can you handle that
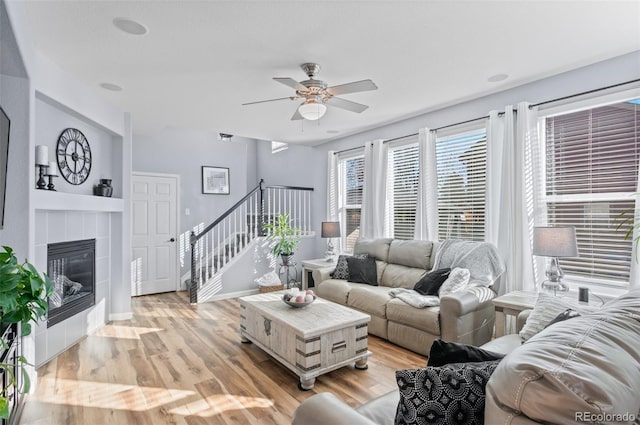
[32,210,112,367]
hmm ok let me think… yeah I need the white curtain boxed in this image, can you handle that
[360,139,388,239]
[414,128,439,241]
[326,150,342,252]
[485,103,539,294]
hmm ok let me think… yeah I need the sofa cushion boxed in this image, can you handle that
[315,279,353,305]
[395,360,500,425]
[347,255,377,286]
[413,268,450,296]
[386,298,440,335]
[347,284,392,318]
[387,239,434,269]
[488,290,640,425]
[354,238,393,262]
[380,264,426,289]
[427,340,505,367]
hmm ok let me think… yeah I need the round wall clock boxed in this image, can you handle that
[56,128,92,185]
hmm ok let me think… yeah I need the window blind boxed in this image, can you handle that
[388,142,419,239]
[436,131,487,242]
[340,155,365,253]
[544,100,639,284]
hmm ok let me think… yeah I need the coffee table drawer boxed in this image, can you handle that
[296,323,368,371]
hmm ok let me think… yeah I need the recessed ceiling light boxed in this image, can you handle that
[113,17,148,35]
[488,74,509,83]
[100,82,123,91]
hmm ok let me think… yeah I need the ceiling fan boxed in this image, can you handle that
[243,63,378,121]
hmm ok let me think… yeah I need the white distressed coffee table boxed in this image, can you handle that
[239,291,371,390]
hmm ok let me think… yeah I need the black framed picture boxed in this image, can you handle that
[0,106,10,229]
[202,166,230,194]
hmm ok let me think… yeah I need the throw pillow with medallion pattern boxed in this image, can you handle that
[394,360,500,425]
[331,254,368,280]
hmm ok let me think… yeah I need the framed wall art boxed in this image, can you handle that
[202,166,230,194]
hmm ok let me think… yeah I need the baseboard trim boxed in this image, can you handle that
[202,288,259,302]
[109,312,133,321]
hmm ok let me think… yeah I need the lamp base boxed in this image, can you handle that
[540,279,569,296]
[325,239,335,262]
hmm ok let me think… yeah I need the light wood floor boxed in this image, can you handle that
[20,291,425,425]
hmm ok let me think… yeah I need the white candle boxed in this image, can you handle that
[47,161,58,176]
[35,145,49,166]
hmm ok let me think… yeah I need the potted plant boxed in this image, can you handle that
[263,213,301,265]
[0,246,52,419]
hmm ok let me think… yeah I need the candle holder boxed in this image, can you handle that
[36,165,47,190]
[46,174,58,191]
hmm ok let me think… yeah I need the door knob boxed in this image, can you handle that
[168,238,176,242]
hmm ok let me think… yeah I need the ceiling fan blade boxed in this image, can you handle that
[273,77,308,92]
[291,108,304,120]
[326,79,377,96]
[326,97,369,113]
[242,96,298,106]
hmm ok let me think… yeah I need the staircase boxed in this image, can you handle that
[189,179,314,303]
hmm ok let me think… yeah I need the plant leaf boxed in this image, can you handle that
[21,364,30,394]
[0,397,8,419]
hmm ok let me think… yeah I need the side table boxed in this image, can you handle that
[491,291,538,337]
[301,258,336,290]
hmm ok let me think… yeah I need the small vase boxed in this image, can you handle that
[94,179,113,197]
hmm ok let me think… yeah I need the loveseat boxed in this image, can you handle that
[313,238,504,356]
[293,290,640,425]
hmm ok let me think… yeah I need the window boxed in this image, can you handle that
[542,99,639,286]
[338,155,365,253]
[387,140,419,239]
[436,130,487,241]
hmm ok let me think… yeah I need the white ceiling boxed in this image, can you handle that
[14,0,640,145]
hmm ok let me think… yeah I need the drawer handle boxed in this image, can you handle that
[332,341,347,353]
[264,318,272,336]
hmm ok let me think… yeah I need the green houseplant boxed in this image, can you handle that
[0,246,52,419]
[263,213,301,264]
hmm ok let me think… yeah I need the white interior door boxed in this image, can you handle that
[131,173,179,296]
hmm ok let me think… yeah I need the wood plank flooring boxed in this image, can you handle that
[20,292,426,425]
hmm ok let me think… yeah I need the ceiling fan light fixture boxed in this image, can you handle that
[298,99,327,121]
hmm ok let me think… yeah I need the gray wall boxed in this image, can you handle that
[133,128,259,275]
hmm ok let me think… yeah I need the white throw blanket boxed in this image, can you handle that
[433,239,505,287]
[389,288,440,308]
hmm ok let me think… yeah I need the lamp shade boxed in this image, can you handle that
[532,226,578,257]
[298,100,327,121]
[321,221,341,238]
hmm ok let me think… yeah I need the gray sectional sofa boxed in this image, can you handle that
[313,238,503,356]
[292,290,640,425]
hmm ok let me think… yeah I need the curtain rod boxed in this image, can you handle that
[333,78,640,156]
[529,78,640,109]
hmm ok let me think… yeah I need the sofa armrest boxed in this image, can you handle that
[312,266,336,285]
[292,392,378,425]
[516,309,531,333]
[440,287,497,344]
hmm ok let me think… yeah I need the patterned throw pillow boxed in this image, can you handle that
[331,254,367,280]
[395,360,500,425]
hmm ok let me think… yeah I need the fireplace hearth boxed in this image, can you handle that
[47,239,95,327]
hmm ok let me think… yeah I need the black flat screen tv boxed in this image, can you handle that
[0,106,9,229]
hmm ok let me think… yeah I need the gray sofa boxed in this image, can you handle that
[313,238,502,356]
[293,290,640,425]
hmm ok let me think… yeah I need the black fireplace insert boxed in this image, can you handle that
[47,238,95,327]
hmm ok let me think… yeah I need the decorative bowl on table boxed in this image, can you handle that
[282,288,316,308]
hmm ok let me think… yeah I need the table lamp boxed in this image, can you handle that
[532,226,578,294]
[321,221,341,262]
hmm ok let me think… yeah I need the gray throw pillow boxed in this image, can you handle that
[413,268,451,295]
[346,255,377,286]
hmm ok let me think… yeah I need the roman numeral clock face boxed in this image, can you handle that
[56,128,92,185]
